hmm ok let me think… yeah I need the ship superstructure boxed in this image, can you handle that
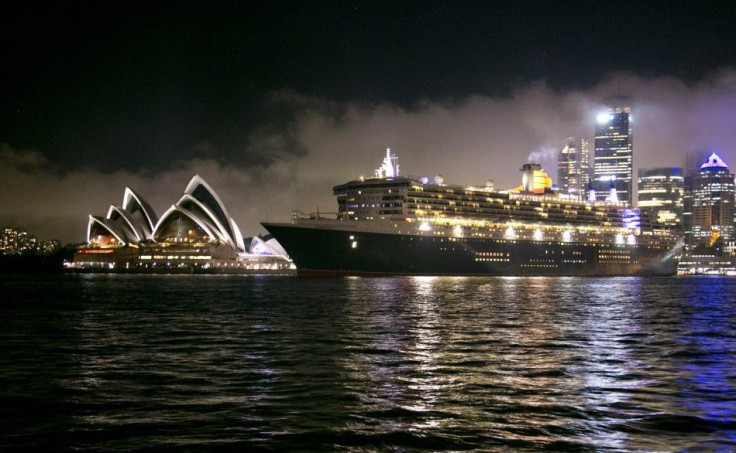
[263,149,681,276]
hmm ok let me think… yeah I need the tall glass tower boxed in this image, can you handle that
[593,96,632,204]
[690,153,735,246]
[557,137,589,199]
[637,167,684,227]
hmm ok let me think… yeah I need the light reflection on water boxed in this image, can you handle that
[0,274,735,451]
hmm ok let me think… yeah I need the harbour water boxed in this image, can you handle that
[1,274,735,451]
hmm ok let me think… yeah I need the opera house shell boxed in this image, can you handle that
[75,175,291,272]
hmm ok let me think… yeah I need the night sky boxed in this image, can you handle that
[3,1,736,243]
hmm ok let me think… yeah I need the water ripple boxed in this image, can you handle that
[1,274,735,450]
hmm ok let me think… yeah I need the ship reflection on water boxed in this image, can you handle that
[336,276,736,450]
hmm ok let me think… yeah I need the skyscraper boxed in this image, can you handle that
[557,137,589,199]
[690,153,735,246]
[682,151,710,245]
[593,96,632,204]
[637,167,684,228]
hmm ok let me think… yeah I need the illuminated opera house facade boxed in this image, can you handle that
[72,175,292,272]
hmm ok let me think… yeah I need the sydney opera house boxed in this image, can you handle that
[71,175,292,272]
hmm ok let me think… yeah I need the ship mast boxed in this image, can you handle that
[375,148,400,178]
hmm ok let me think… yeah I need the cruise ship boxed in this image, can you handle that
[262,150,682,276]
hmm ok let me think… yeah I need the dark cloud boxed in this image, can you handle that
[0,144,53,173]
[4,2,736,175]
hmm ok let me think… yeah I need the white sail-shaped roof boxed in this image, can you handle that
[106,205,144,242]
[265,237,288,257]
[122,187,158,238]
[85,175,245,254]
[249,236,269,255]
[183,175,237,245]
[230,218,246,253]
[87,215,127,245]
[248,236,289,257]
[175,193,236,249]
[153,205,220,244]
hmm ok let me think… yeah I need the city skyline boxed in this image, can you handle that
[3,2,736,243]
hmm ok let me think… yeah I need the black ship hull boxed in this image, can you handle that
[263,222,681,277]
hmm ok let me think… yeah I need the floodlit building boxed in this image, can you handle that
[74,175,292,272]
[557,137,590,199]
[690,153,735,248]
[594,96,633,204]
[637,167,684,228]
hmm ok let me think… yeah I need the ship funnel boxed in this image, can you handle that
[605,179,619,203]
[587,182,597,203]
[521,163,551,194]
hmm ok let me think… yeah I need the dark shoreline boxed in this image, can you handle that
[0,253,67,273]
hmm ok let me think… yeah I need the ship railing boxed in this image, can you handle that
[292,211,342,221]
